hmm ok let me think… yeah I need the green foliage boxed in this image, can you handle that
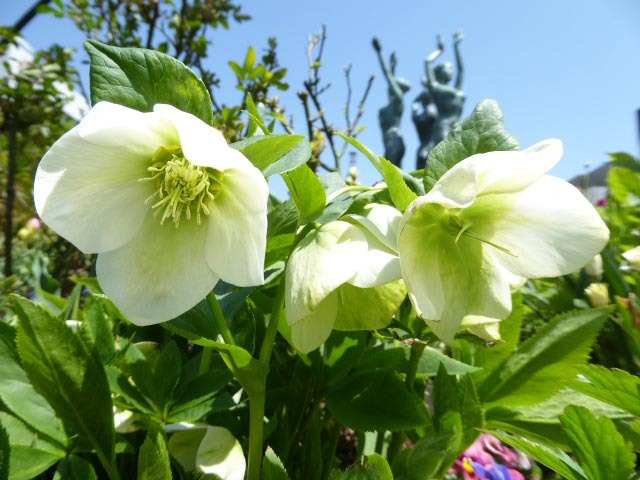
[283,164,327,226]
[424,99,520,192]
[571,364,640,417]
[262,447,290,480]
[85,40,213,124]
[560,405,636,480]
[325,369,431,432]
[330,454,392,480]
[12,296,116,475]
[480,307,610,406]
[138,426,172,480]
[53,456,98,480]
[232,134,312,177]
[0,422,8,480]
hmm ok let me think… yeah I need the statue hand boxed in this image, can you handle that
[372,37,382,52]
[437,34,445,51]
[390,51,398,68]
[454,30,464,44]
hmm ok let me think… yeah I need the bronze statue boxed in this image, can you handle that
[372,37,411,167]
[415,32,465,169]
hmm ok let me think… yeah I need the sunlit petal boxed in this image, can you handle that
[290,292,338,353]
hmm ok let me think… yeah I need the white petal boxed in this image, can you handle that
[96,218,219,325]
[424,139,563,209]
[348,230,401,288]
[197,427,246,480]
[34,126,153,253]
[470,176,609,278]
[346,203,403,252]
[167,427,205,472]
[462,319,502,342]
[153,104,240,171]
[79,102,175,153]
[399,206,512,344]
[285,221,367,325]
[290,292,337,353]
[204,164,268,286]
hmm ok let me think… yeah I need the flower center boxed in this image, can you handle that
[140,144,224,227]
[444,212,518,257]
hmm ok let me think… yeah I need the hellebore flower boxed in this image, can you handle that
[166,423,245,480]
[35,102,268,325]
[285,204,406,353]
[398,140,609,344]
[622,246,640,269]
[585,282,610,307]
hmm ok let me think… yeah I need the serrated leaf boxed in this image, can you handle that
[399,433,454,480]
[0,323,66,447]
[332,453,393,480]
[481,307,609,406]
[415,346,479,376]
[571,364,640,418]
[232,134,312,177]
[325,369,430,431]
[262,447,289,480]
[489,431,586,480]
[12,297,115,470]
[560,405,635,480]
[85,40,213,124]
[424,99,519,192]
[138,426,172,480]
[283,164,326,225]
[380,157,417,212]
[9,446,62,480]
[53,455,98,480]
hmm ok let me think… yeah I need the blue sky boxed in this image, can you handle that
[4,0,640,187]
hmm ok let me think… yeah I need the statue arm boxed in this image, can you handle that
[372,37,403,100]
[454,30,464,90]
[425,35,444,103]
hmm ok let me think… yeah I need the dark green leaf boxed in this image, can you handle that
[415,346,479,376]
[326,369,430,431]
[489,431,586,480]
[138,426,172,480]
[481,307,609,406]
[560,405,635,480]
[424,99,519,192]
[262,447,289,480]
[0,422,8,480]
[53,455,98,480]
[13,296,115,468]
[379,157,417,212]
[85,40,213,124]
[282,164,326,225]
[397,433,454,480]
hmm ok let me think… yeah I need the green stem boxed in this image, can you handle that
[246,387,266,480]
[387,342,426,461]
[206,290,235,345]
[199,347,213,375]
[246,280,286,480]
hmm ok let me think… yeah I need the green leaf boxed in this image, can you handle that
[53,455,98,480]
[481,307,609,406]
[424,99,520,192]
[262,447,289,480]
[85,40,213,124]
[380,157,417,212]
[9,446,62,480]
[245,93,270,136]
[0,422,8,480]
[489,431,587,480]
[80,299,116,364]
[283,164,326,225]
[232,134,312,177]
[560,405,635,480]
[243,46,257,71]
[415,346,479,376]
[571,364,640,417]
[325,369,430,431]
[12,296,115,470]
[395,433,454,480]
[336,132,382,174]
[0,322,66,447]
[331,453,393,480]
[138,426,172,480]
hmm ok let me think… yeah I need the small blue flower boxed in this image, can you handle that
[472,460,512,480]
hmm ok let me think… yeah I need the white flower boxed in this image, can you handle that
[584,283,609,307]
[285,204,406,353]
[622,246,640,269]
[398,139,609,344]
[585,254,604,277]
[166,423,245,480]
[34,102,268,325]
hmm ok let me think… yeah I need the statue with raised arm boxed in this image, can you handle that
[372,37,411,167]
[417,31,465,169]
